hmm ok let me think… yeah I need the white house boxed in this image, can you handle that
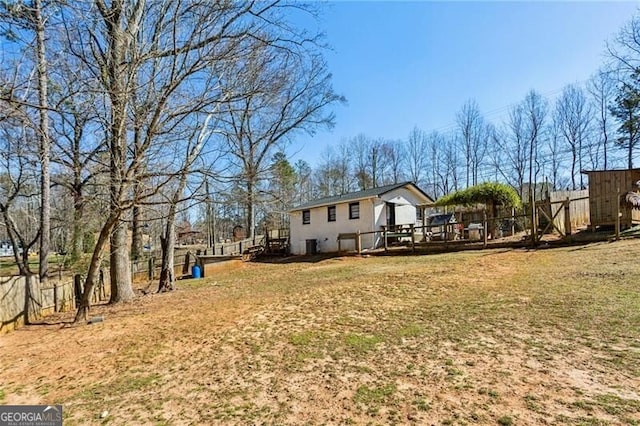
[289,182,434,255]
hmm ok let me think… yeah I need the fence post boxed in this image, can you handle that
[356,230,361,254]
[410,224,415,252]
[483,208,488,249]
[383,226,388,252]
[182,252,190,277]
[616,188,621,241]
[53,281,59,313]
[148,257,154,281]
[564,197,572,240]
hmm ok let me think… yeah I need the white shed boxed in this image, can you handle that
[289,182,434,254]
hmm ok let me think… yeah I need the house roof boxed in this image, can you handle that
[291,182,434,212]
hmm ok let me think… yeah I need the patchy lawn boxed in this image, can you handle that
[1,240,639,425]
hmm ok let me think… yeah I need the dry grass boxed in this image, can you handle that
[1,240,640,425]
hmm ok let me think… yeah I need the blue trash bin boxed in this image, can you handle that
[192,264,202,279]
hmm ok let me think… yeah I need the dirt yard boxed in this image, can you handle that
[1,240,639,425]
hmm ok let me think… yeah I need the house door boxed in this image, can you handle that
[386,202,396,227]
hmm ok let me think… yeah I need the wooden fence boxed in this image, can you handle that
[545,189,590,234]
[0,270,109,335]
[130,236,264,281]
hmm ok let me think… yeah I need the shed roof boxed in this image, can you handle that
[291,182,434,212]
[581,168,640,174]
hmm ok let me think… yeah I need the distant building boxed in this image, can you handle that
[289,182,434,254]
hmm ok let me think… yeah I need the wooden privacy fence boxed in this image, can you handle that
[0,270,109,334]
[130,237,265,281]
[131,253,195,282]
[537,189,590,236]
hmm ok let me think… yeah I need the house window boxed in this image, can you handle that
[416,206,423,222]
[302,210,310,225]
[327,205,336,222]
[349,202,360,220]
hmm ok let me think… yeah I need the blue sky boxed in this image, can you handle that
[291,1,640,166]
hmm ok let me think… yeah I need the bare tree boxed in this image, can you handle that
[219,39,344,237]
[500,106,528,195]
[439,134,460,195]
[610,70,640,169]
[351,134,372,190]
[425,130,446,198]
[49,61,104,262]
[369,138,385,187]
[523,90,547,199]
[554,84,592,189]
[67,0,319,320]
[606,13,640,169]
[546,114,564,190]
[315,143,352,197]
[382,140,405,184]
[406,126,428,186]
[588,69,616,170]
[293,159,313,205]
[157,116,213,293]
[456,100,487,187]
[0,121,40,277]
[1,0,53,286]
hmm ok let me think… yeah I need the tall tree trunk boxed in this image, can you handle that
[35,0,50,287]
[571,151,577,190]
[131,123,144,260]
[246,179,254,239]
[103,2,135,305]
[131,202,143,260]
[75,213,119,322]
[71,188,84,261]
[158,214,176,292]
[109,220,134,303]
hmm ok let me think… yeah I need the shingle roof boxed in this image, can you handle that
[291,181,433,211]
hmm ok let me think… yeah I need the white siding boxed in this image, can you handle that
[290,185,429,255]
[290,198,376,254]
[379,187,419,225]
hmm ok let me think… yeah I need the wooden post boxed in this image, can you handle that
[483,208,488,249]
[383,226,388,252]
[182,252,191,277]
[53,282,58,313]
[148,257,154,280]
[616,188,621,241]
[564,197,572,240]
[530,186,538,245]
[410,224,415,252]
[356,230,361,254]
[511,207,515,236]
[199,256,205,278]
